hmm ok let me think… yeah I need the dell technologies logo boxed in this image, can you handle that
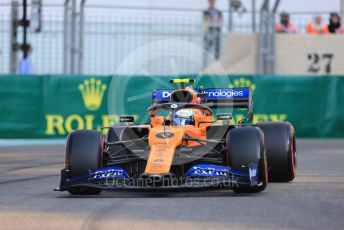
[161,89,245,99]
[162,91,172,98]
[207,90,244,98]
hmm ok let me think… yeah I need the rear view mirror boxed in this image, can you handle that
[119,115,135,123]
[216,113,232,121]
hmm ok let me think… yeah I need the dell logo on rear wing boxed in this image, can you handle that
[152,88,250,103]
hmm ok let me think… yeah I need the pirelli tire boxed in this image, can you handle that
[226,127,268,193]
[66,130,104,195]
[255,122,296,182]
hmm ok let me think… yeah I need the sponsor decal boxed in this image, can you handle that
[163,91,172,98]
[153,90,174,101]
[156,132,175,139]
[44,78,138,136]
[186,164,230,177]
[205,89,247,99]
[153,158,164,163]
[91,166,129,180]
[154,88,249,102]
[154,141,168,145]
[79,78,107,111]
[45,114,126,135]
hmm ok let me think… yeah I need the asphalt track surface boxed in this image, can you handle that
[0,140,344,230]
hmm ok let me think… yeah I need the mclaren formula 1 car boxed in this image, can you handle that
[57,79,296,194]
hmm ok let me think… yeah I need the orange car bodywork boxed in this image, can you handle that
[144,88,213,174]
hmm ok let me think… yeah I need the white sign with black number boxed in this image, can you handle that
[276,34,344,76]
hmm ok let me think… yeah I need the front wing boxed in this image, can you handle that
[56,164,261,191]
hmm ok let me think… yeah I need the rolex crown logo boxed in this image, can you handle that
[229,78,256,91]
[78,78,107,111]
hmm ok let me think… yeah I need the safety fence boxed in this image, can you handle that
[0,74,343,138]
[1,2,342,75]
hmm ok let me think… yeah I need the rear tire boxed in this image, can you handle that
[66,130,104,195]
[226,127,268,193]
[255,122,296,182]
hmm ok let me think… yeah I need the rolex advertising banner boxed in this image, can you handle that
[0,75,343,138]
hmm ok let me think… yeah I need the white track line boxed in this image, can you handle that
[0,139,65,147]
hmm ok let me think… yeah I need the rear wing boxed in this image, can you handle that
[152,87,253,121]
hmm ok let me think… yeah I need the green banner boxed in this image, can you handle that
[0,75,343,138]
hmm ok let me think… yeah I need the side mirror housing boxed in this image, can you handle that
[119,115,135,123]
[216,113,232,121]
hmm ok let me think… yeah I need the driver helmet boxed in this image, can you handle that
[173,109,194,126]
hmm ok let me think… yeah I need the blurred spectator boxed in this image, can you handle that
[203,0,223,65]
[306,16,329,34]
[18,46,33,75]
[275,12,297,33]
[328,13,344,34]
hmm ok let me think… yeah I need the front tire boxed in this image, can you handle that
[226,127,268,193]
[66,130,104,195]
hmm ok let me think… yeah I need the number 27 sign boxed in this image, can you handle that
[307,53,334,74]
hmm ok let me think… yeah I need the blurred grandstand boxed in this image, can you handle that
[0,0,343,75]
